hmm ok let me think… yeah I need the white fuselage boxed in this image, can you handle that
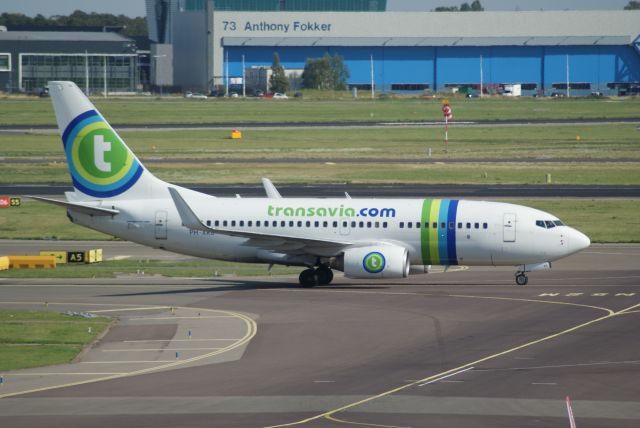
[69,191,588,268]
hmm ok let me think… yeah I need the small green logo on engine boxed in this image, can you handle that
[363,252,385,273]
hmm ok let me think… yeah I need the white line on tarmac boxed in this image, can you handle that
[419,366,474,387]
[532,382,557,385]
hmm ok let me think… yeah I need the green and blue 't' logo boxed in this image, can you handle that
[62,110,143,198]
[363,251,386,274]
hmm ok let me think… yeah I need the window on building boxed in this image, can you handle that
[391,83,429,91]
[0,54,11,72]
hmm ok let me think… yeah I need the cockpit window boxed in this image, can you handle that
[553,220,564,226]
[536,220,546,228]
[545,220,556,229]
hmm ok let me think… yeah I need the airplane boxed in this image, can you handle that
[31,81,591,287]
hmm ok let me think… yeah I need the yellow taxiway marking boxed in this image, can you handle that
[101,348,222,352]
[122,339,241,343]
[265,292,636,427]
[5,373,124,376]
[0,302,257,399]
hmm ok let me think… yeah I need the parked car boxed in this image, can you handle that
[254,90,264,97]
[229,92,239,98]
[272,92,288,99]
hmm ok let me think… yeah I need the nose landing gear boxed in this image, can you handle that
[298,265,334,287]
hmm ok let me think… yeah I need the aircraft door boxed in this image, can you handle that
[155,210,168,240]
[339,218,351,236]
[503,213,516,242]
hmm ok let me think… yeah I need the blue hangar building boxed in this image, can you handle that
[146,2,640,96]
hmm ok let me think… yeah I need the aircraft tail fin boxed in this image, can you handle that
[48,81,166,200]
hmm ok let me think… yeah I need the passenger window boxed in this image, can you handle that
[400,222,404,229]
[248,221,252,227]
[449,222,454,230]
[215,220,220,227]
[425,222,429,229]
[280,221,285,227]
[206,220,211,226]
[306,221,311,227]
[474,223,479,229]
[272,221,277,227]
[359,221,364,228]
[416,222,421,229]
[483,223,488,229]
[239,221,244,227]
[441,222,446,229]
[367,221,372,228]
[256,220,260,227]
[343,221,348,228]
[545,220,556,229]
[433,222,437,229]
[315,221,319,227]
[351,221,356,228]
[298,221,302,227]
[323,221,328,227]
[375,221,379,228]
[264,221,268,227]
[383,222,388,228]
[458,222,462,229]
[407,222,412,229]
[333,221,338,227]
[466,222,471,229]
[289,221,294,227]
[231,220,236,227]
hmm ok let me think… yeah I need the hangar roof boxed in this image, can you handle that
[219,10,640,47]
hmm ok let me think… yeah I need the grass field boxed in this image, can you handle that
[1,198,639,243]
[2,124,639,161]
[0,310,110,371]
[0,258,300,279]
[0,96,639,126]
[2,123,639,185]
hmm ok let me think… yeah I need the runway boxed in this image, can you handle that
[1,116,639,132]
[5,183,640,198]
[0,243,639,427]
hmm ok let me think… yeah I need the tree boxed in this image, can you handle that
[0,11,147,36]
[624,1,640,9]
[434,1,483,11]
[302,53,350,91]
[269,52,290,94]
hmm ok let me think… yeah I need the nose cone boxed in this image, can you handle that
[569,228,591,254]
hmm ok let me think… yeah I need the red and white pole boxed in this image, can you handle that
[442,102,453,146]
[566,395,577,428]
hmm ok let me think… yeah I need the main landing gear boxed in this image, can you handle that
[299,265,334,287]
[515,272,529,286]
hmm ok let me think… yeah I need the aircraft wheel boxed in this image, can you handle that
[515,273,528,286]
[299,268,318,287]
[315,266,333,285]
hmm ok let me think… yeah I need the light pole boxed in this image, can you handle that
[153,54,167,97]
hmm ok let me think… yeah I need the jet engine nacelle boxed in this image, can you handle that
[343,245,410,279]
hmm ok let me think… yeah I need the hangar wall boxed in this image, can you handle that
[214,11,640,95]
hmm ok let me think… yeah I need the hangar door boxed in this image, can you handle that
[503,213,516,242]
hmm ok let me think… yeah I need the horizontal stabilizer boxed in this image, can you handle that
[28,196,119,216]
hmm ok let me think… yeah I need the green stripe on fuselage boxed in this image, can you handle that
[421,199,442,265]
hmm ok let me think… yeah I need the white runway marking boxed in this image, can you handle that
[419,366,474,387]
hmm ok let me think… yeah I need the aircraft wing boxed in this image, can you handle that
[28,196,120,216]
[169,188,351,256]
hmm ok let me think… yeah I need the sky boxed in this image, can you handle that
[0,0,632,18]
